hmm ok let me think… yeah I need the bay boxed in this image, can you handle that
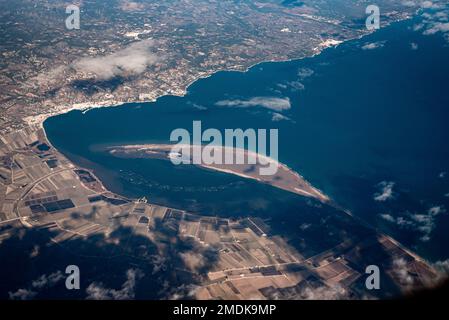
[44,18,449,262]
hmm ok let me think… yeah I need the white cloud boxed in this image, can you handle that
[428,205,444,215]
[402,0,418,7]
[392,258,414,287]
[396,216,414,227]
[435,11,449,20]
[179,252,206,273]
[362,41,387,50]
[215,96,291,112]
[413,23,425,31]
[8,271,64,300]
[299,223,311,230]
[380,213,395,222]
[434,259,449,275]
[410,42,419,50]
[300,285,348,300]
[297,67,314,80]
[417,2,449,41]
[73,40,160,80]
[271,112,291,122]
[32,271,64,289]
[404,1,443,10]
[150,254,167,274]
[120,1,145,11]
[9,289,37,300]
[381,206,445,242]
[86,269,143,300]
[277,80,305,92]
[421,1,440,9]
[192,104,207,110]
[166,284,199,300]
[374,181,395,201]
[276,83,287,89]
[423,22,449,34]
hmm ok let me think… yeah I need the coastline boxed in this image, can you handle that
[3,4,448,299]
[107,143,331,203]
[29,13,416,132]
[37,14,417,218]
[37,13,432,242]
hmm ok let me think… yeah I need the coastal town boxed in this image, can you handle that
[0,0,415,134]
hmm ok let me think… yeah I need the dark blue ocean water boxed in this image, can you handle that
[44,18,449,262]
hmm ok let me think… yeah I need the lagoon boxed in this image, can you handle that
[44,18,449,262]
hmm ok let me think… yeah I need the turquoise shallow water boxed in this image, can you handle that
[45,18,449,262]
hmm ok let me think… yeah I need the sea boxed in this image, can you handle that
[44,17,449,263]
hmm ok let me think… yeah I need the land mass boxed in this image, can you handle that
[0,127,440,300]
[0,0,416,134]
[107,144,330,203]
[0,0,445,300]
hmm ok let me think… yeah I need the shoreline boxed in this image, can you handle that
[18,12,446,276]
[29,14,415,132]
[107,143,331,203]
[37,15,417,215]
[2,6,447,299]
